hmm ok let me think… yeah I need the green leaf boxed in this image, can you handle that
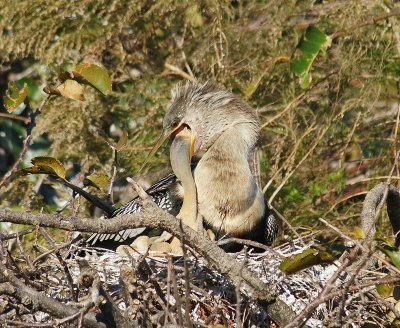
[290,26,331,89]
[116,131,128,151]
[22,157,66,179]
[83,173,110,190]
[299,73,311,89]
[376,275,394,297]
[73,63,112,95]
[19,77,42,105]
[3,82,28,113]
[383,246,400,269]
[279,248,334,275]
[290,56,311,76]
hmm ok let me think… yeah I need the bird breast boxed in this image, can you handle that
[193,123,265,236]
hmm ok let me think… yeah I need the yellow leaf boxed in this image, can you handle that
[353,226,365,239]
[83,173,110,190]
[74,63,112,95]
[376,275,394,297]
[116,131,128,151]
[57,80,85,101]
[3,82,28,113]
[22,157,66,179]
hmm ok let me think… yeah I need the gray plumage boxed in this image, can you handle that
[165,81,275,241]
[87,81,278,247]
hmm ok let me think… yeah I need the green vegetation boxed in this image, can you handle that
[1,0,399,242]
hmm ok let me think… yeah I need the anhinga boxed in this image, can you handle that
[86,82,278,247]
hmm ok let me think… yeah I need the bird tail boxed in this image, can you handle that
[61,179,116,217]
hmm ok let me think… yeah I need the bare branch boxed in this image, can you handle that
[0,203,297,326]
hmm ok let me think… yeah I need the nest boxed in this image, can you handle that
[1,232,388,328]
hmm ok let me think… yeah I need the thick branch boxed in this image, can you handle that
[361,182,400,245]
[0,203,296,326]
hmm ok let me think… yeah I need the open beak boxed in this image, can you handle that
[139,124,196,172]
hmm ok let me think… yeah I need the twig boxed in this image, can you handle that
[164,257,172,327]
[270,205,306,247]
[0,258,106,328]
[164,63,196,82]
[291,275,400,317]
[0,204,296,326]
[0,112,30,124]
[235,247,247,328]
[169,258,184,328]
[6,308,91,327]
[286,153,400,327]
[338,111,361,168]
[319,217,400,276]
[179,220,193,328]
[268,124,329,203]
[331,10,400,40]
[1,227,34,240]
[335,247,372,325]
[39,227,76,301]
[0,94,50,189]
[261,90,307,129]
[77,259,128,327]
[284,246,360,328]
[263,123,316,193]
[217,237,283,257]
[15,231,34,270]
[107,147,118,204]
[0,233,6,266]
[140,257,168,305]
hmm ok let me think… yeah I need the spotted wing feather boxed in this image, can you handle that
[86,173,179,245]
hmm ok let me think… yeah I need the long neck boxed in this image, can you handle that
[170,135,198,230]
[178,171,197,224]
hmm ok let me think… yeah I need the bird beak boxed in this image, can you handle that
[139,124,196,172]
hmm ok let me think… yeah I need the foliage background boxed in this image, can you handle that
[0,0,399,242]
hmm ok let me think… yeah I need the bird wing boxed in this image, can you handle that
[248,146,261,189]
[86,173,179,246]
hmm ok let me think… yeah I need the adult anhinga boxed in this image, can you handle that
[86,82,278,247]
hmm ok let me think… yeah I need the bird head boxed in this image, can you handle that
[140,81,258,171]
